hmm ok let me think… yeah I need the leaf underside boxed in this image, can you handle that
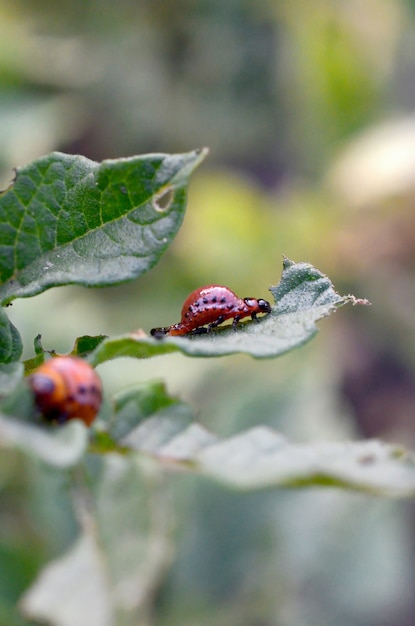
[1,406,413,497]
[93,382,415,498]
[123,420,415,498]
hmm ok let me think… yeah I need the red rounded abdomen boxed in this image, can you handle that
[179,285,247,331]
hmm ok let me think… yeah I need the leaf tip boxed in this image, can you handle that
[196,146,210,157]
[281,255,294,270]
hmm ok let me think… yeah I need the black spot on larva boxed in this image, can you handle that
[220,297,226,303]
[194,302,200,307]
[211,296,217,303]
[185,312,190,318]
[227,303,234,310]
[203,298,208,304]
[77,385,88,395]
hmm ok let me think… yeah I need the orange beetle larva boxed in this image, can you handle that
[151,284,271,337]
[28,356,102,426]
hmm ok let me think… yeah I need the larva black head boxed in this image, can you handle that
[257,299,271,313]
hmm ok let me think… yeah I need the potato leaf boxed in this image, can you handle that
[0,148,207,304]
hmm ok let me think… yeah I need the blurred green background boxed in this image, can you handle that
[3,0,415,624]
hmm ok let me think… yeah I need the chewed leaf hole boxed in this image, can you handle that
[153,186,174,212]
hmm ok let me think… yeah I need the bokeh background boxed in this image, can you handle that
[3,1,415,625]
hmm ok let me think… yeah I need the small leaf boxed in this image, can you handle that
[89,258,368,364]
[23,354,46,375]
[71,334,107,358]
[0,148,208,304]
[33,333,45,355]
[109,381,192,441]
[24,334,55,374]
[0,307,22,363]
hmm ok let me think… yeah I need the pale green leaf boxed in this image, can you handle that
[0,414,88,468]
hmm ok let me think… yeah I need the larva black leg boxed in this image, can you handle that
[208,315,225,330]
[251,312,259,323]
[232,316,241,331]
[194,326,209,335]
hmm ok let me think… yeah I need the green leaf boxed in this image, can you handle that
[23,335,54,374]
[71,334,107,358]
[0,148,208,304]
[109,380,193,441]
[0,308,22,363]
[89,258,369,364]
